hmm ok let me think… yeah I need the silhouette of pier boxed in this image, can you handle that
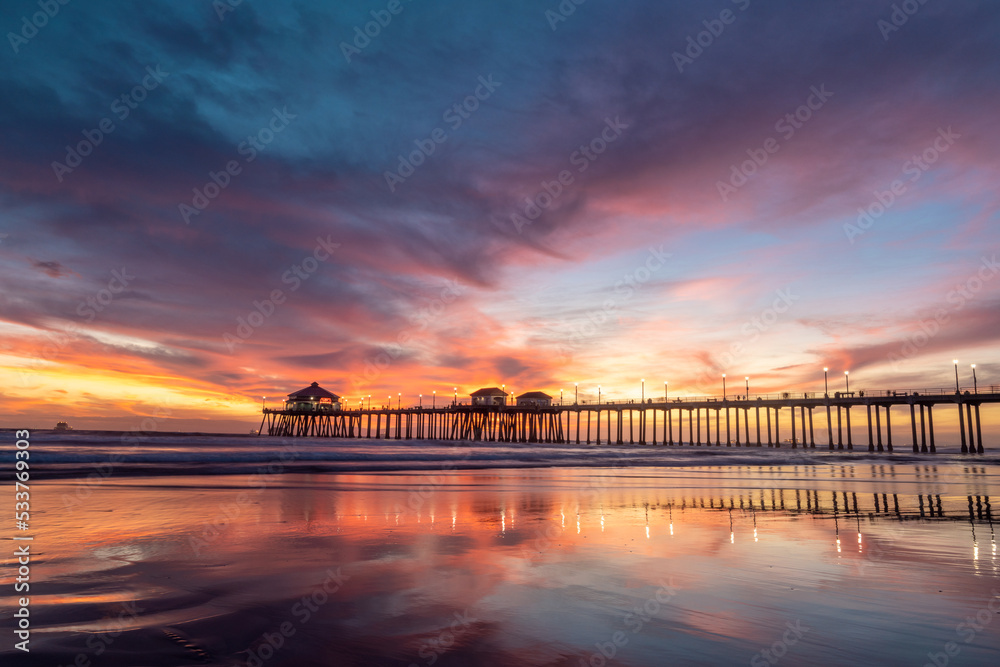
[260,386,998,453]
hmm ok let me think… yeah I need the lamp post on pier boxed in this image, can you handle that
[397,393,401,410]
[261,396,266,410]
[972,364,978,394]
[560,388,564,405]
[664,381,668,402]
[432,391,436,409]
[745,376,749,400]
[722,374,727,401]
[954,360,960,393]
[454,387,458,405]
[641,379,645,403]
[419,394,423,408]
[598,385,602,404]
[824,367,829,397]
[367,395,371,410]
[844,371,849,394]
[575,383,578,405]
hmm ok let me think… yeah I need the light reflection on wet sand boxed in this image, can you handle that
[4,464,999,666]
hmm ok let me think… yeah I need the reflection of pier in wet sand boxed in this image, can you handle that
[261,389,999,453]
[575,483,996,560]
[660,489,993,526]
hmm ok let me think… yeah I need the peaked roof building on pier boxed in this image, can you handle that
[516,391,553,407]
[470,387,508,406]
[285,382,341,411]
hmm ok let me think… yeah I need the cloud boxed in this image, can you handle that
[1,0,999,428]
[30,259,73,278]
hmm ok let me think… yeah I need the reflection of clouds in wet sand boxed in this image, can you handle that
[4,466,998,665]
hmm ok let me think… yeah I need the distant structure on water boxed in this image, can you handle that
[54,421,72,431]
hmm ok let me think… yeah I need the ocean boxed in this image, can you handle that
[24,430,1000,477]
[3,430,999,665]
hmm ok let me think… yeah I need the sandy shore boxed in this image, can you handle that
[3,465,999,665]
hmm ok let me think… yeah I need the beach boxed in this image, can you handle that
[4,433,999,665]
[5,0,1000,663]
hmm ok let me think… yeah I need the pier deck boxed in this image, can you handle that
[259,388,1000,454]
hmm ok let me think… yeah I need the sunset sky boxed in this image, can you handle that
[2,0,999,431]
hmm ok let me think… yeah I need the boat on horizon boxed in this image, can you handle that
[54,421,72,431]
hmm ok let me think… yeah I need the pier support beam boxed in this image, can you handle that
[966,403,975,454]
[927,405,935,453]
[836,406,843,449]
[958,401,968,453]
[867,403,875,452]
[885,405,893,452]
[975,404,984,454]
[725,404,731,446]
[826,403,833,449]
[755,405,761,447]
[845,406,853,450]
[919,404,928,453]
[875,404,883,452]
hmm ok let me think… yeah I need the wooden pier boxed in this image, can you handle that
[259,389,998,454]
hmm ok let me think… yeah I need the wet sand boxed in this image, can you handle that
[4,464,999,666]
